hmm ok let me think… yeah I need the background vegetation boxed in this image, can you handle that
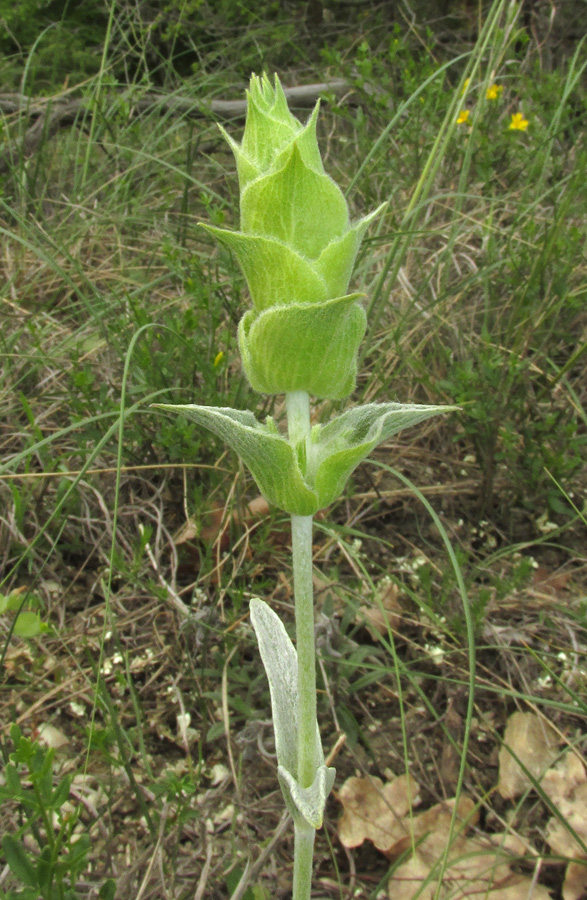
[1,1,586,898]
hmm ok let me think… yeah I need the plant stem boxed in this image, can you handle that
[291,512,316,789]
[286,391,316,789]
[286,390,310,451]
[293,823,316,900]
[286,391,317,900]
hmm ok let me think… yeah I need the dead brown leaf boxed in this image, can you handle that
[538,747,587,893]
[336,765,553,899]
[563,860,587,900]
[386,795,478,857]
[546,780,587,859]
[36,723,70,749]
[389,828,551,900]
[337,773,420,852]
[357,578,402,637]
[531,566,573,594]
[497,712,560,799]
[2,642,35,677]
[542,752,586,805]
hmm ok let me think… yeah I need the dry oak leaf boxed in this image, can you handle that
[542,751,586,808]
[537,747,587,898]
[357,579,402,637]
[562,860,587,900]
[546,780,587,859]
[389,826,551,900]
[337,773,420,852]
[533,748,586,900]
[498,712,560,799]
[386,795,478,858]
[36,723,70,750]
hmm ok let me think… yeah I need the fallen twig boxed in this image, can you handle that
[0,79,349,173]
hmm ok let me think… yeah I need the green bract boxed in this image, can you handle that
[203,73,385,399]
[153,403,453,516]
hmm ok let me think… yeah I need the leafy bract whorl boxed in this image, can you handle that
[203,73,384,399]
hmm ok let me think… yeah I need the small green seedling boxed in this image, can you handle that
[0,588,46,640]
[0,724,115,900]
[155,73,453,899]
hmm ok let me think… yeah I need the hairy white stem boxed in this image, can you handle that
[286,391,317,900]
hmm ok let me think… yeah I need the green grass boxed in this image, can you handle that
[1,2,586,898]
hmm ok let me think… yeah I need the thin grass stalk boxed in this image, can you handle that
[438,2,521,300]
[373,461,476,897]
[79,0,117,191]
[362,0,512,361]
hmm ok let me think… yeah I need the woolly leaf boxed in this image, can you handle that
[278,763,336,830]
[201,228,328,311]
[241,74,300,174]
[314,203,387,298]
[308,403,456,508]
[250,598,335,829]
[205,73,385,398]
[241,142,348,259]
[152,405,319,516]
[238,293,366,399]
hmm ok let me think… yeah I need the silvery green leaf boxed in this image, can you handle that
[205,73,387,399]
[240,142,349,259]
[152,404,318,516]
[250,597,299,777]
[313,203,387,298]
[272,102,323,175]
[200,228,329,311]
[278,764,336,830]
[217,124,261,190]
[241,74,301,176]
[249,598,323,778]
[203,202,386,315]
[307,402,457,509]
[250,599,335,829]
[152,402,456,515]
[238,293,366,399]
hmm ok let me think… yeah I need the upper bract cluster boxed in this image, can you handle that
[203,73,384,399]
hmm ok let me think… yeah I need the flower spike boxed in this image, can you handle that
[204,72,386,399]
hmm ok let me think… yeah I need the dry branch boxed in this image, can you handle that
[0,79,349,173]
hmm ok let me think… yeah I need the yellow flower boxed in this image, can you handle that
[460,77,470,96]
[457,109,471,125]
[214,351,224,367]
[486,83,503,101]
[509,112,529,131]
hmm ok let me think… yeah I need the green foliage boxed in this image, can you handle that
[206,74,385,399]
[0,0,106,91]
[158,399,450,516]
[250,598,335,829]
[0,589,46,639]
[0,725,110,900]
[321,20,587,513]
[0,0,310,93]
[225,865,270,900]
